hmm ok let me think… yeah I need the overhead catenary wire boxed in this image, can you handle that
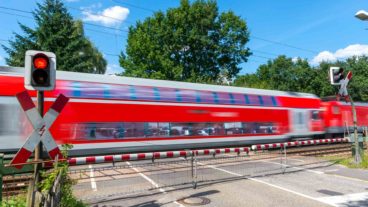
[111,0,156,13]
[109,1,319,55]
[0,5,319,57]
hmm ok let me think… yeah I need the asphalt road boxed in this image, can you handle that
[71,154,368,207]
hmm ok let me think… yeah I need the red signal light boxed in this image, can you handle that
[33,54,49,69]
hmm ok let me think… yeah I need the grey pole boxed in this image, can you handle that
[27,91,44,207]
[349,95,361,164]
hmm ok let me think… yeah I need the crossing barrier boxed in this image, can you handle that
[68,147,251,166]
[66,138,348,166]
[251,138,349,151]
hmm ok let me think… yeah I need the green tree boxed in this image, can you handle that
[234,54,368,102]
[234,55,315,92]
[120,0,251,83]
[3,0,106,74]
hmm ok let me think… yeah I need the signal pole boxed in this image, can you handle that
[349,95,362,164]
[28,91,44,207]
[35,91,44,184]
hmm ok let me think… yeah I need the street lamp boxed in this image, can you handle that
[355,10,368,21]
[350,10,368,164]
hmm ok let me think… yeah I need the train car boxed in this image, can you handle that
[322,101,368,136]
[0,66,323,155]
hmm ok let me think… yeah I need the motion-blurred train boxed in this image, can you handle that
[1,66,367,156]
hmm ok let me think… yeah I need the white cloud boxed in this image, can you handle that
[0,55,5,66]
[292,57,299,63]
[81,3,102,10]
[311,44,368,65]
[105,64,124,75]
[82,6,129,27]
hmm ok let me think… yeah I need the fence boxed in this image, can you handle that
[69,138,350,204]
[0,154,63,207]
[42,171,62,207]
[0,137,359,205]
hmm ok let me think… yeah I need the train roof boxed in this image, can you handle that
[0,66,318,99]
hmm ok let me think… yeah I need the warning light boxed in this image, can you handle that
[25,50,56,91]
[33,54,49,69]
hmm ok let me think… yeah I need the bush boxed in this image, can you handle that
[0,194,26,207]
[39,144,86,207]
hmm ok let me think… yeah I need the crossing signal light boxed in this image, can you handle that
[25,50,56,91]
[329,67,344,85]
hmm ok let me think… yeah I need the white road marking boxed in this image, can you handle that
[288,158,305,162]
[197,161,334,206]
[261,160,325,174]
[89,164,97,191]
[323,169,338,172]
[317,192,368,206]
[125,162,184,207]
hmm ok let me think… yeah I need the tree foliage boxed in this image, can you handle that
[3,0,106,74]
[234,55,368,102]
[120,0,251,83]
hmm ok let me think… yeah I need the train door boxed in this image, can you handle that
[290,109,309,135]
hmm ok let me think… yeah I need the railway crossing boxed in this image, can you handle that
[10,91,69,169]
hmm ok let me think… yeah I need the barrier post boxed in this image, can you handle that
[191,152,197,189]
[0,153,3,203]
[349,95,362,164]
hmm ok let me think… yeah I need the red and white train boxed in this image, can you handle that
[0,67,366,156]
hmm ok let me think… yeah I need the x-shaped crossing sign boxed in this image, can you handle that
[10,91,69,169]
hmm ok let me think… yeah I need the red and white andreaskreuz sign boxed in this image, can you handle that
[10,91,69,169]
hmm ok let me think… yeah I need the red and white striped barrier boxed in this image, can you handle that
[68,146,251,166]
[10,91,69,169]
[66,138,347,166]
[68,150,191,165]
[251,138,349,151]
[194,147,250,156]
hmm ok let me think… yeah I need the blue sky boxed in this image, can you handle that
[0,0,367,75]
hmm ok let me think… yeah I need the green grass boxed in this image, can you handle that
[0,194,27,207]
[326,153,368,169]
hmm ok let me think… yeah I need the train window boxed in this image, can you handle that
[195,91,201,103]
[217,92,232,104]
[103,85,111,98]
[212,92,219,104]
[262,96,274,106]
[153,87,160,101]
[158,88,177,102]
[110,84,131,100]
[298,112,304,125]
[124,122,145,138]
[232,93,245,105]
[81,83,105,98]
[134,86,156,101]
[258,96,264,106]
[311,111,320,120]
[247,95,260,105]
[71,82,81,97]
[129,85,137,100]
[146,122,170,137]
[271,96,278,106]
[244,95,250,104]
[229,94,235,104]
[180,90,197,103]
[80,121,277,140]
[198,91,214,104]
[175,89,182,102]
[224,122,243,135]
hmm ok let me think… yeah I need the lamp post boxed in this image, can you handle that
[350,10,368,164]
[355,10,368,21]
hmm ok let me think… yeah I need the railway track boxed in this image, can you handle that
[2,174,32,197]
[285,143,367,156]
